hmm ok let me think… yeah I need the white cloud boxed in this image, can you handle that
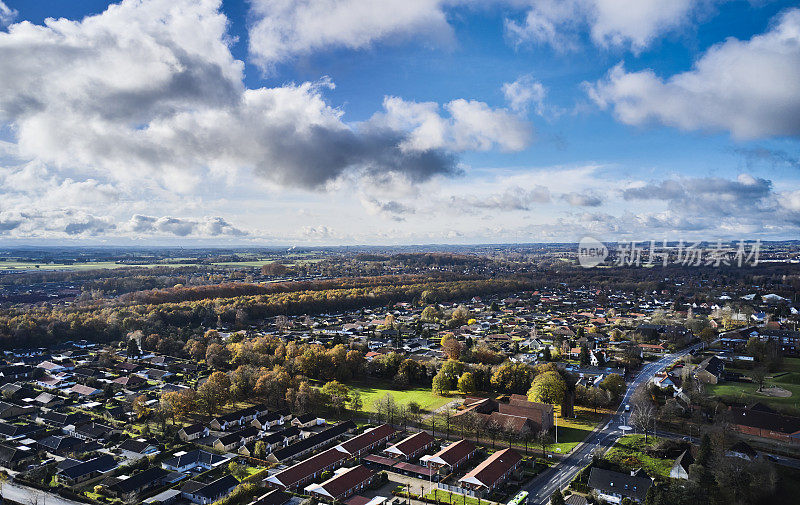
[374,96,532,152]
[587,9,800,139]
[0,1,16,28]
[562,191,603,207]
[507,0,703,52]
[0,0,463,195]
[502,74,547,114]
[248,0,454,70]
[126,215,246,236]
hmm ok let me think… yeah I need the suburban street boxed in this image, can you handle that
[1,481,84,505]
[523,344,701,505]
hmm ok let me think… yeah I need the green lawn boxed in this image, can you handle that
[425,489,496,505]
[604,435,674,479]
[545,406,604,454]
[349,382,453,413]
[707,361,800,414]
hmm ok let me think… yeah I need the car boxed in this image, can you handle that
[624,404,631,412]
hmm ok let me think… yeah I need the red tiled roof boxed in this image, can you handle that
[430,440,476,466]
[386,431,433,457]
[312,465,374,500]
[338,424,396,455]
[460,448,521,488]
[270,448,346,489]
[392,461,435,477]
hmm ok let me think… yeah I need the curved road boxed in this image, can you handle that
[524,344,700,505]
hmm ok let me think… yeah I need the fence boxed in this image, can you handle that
[435,482,477,497]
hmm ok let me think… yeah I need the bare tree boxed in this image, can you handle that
[631,400,657,442]
[487,418,502,449]
[519,424,532,455]
[749,366,768,392]
[536,429,553,457]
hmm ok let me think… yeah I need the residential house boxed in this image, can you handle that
[421,439,476,473]
[181,475,239,505]
[178,423,209,442]
[56,455,118,485]
[266,447,348,490]
[695,356,725,384]
[335,424,397,458]
[305,465,376,502]
[162,450,230,473]
[384,431,434,461]
[458,448,522,495]
[292,413,325,428]
[670,450,694,480]
[587,468,652,504]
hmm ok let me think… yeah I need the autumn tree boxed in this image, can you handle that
[457,372,477,394]
[491,362,535,394]
[197,371,231,415]
[205,343,231,369]
[321,380,351,413]
[349,390,364,412]
[528,371,567,405]
[161,389,196,424]
[442,335,463,360]
[132,395,149,419]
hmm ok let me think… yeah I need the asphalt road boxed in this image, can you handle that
[1,481,85,505]
[523,345,700,505]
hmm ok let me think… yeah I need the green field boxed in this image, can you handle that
[545,406,603,453]
[604,435,673,479]
[349,382,453,413]
[707,358,800,414]
[0,256,323,271]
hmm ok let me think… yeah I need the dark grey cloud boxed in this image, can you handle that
[0,219,21,233]
[622,176,772,203]
[250,125,458,190]
[64,216,115,235]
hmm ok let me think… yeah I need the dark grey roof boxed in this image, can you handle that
[181,475,238,499]
[57,455,117,480]
[108,466,168,494]
[588,467,652,502]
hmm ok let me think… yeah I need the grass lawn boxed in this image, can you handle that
[425,489,496,505]
[545,406,606,454]
[604,435,673,479]
[707,361,800,414]
[348,382,453,412]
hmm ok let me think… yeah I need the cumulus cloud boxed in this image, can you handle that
[506,0,701,52]
[360,197,415,221]
[587,9,800,139]
[247,0,454,69]
[0,0,462,194]
[373,97,532,152]
[450,185,551,212]
[622,174,772,203]
[126,215,246,236]
[562,192,603,207]
[502,75,546,115]
[64,216,115,236]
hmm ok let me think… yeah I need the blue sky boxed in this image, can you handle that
[0,0,799,245]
